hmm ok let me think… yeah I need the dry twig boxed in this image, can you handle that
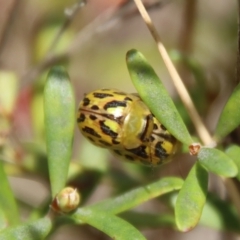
[133,0,240,219]
[0,0,20,57]
[133,0,213,146]
[20,1,167,89]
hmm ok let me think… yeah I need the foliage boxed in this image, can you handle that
[0,1,240,239]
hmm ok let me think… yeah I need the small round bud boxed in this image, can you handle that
[51,187,80,213]
[189,143,201,156]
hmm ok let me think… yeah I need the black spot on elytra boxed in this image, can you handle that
[125,155,135,161]
[99,140,112,147]
[82,98,90,106]
[113,91,126,95]
[153,123,158,130]
[93,92,113,98]
[150,136,155,142]
[91,105,99,110]
[157,133,176,143]
[112,139,120,145]
[139,114,152,141]
[113,149,122,155]
[155,141,168,159]
[89,115,97,121]
[82,127,101,138]
[77,113,85,122]
[104,100,126,110]
[99,121,118,138]
[128,145,148,159]
[124,97,133,101]
[87,136,95,142]
[161,124,167,131]
[101,113,121,122]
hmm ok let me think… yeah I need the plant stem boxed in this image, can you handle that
[20,1,86,89]
[47,0,86,53]
[133,0,240,219]
[0,0,20,57]
[133,0,213,146]
[20,3,119,89]
[178,0,197,54]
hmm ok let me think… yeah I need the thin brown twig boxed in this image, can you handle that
[0,0,20,57]
[133,0,213,146]
[133,0,240,219]
[20,1,165,89]
[20,53,68,88]
[178,0,197,54]
[176,0,197,91]
[47,0,86,53]
[66,6,118,57]
[122,0,173,19]
[20,3,119,89]
[66,1,168,56]
[20,1,86,88]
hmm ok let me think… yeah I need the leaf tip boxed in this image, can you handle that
[48,65,69,81]
[181,226,194,232]
[126,49,138,60]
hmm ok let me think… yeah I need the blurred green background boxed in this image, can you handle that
[0,0,239,239]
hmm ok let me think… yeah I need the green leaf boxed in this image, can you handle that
[71,177,182,237]
[215,83,240,139]
[0,161,19,225]
[0,208,7,231]
[198,147,238,178]
[200,194,240,233]
[44,66,75,198]
[72,209,146,240]
[175,162,208,232]
[126,49,192,145]
[89,177,183,214]
[225,145,240,181]
[0,71,18,114]
[0,217,52,240]
[120,211,176,229]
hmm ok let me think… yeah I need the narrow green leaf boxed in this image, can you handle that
[120,212,176,229]
[0,208,7,231]
[89,177,183,214]
[175,162,208,232]
[225,145,240,181]
[44,66,75,198]
[198,147,238,178]
[72,209,146,240]
[0,161,19,225]
[126,49,192,145]
[0,71,18,114]
[215,83,240,139]
[0,217,52,240]
[200,194,240,233]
